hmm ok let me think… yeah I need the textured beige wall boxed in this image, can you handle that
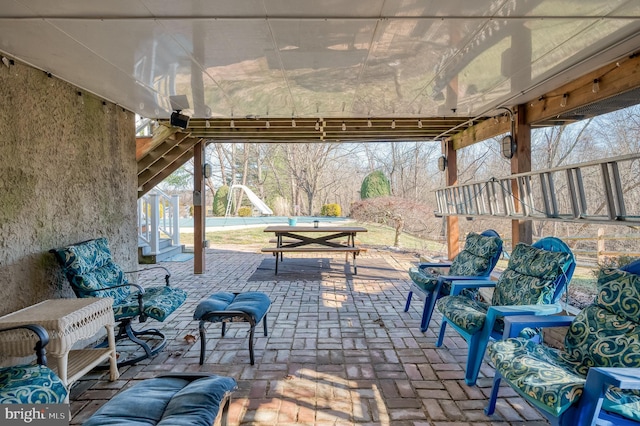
[0,61,138,316]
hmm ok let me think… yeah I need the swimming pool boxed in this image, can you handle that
[178,216,350,230]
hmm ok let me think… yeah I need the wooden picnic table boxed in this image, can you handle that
[261,225,367,274]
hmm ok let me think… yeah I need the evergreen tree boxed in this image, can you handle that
[212,185,234,216]
[360,170,391,199]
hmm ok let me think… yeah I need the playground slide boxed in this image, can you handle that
[227,185,274,215]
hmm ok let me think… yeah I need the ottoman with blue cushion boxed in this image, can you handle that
[194,292,271,365]
[84,373,237,426]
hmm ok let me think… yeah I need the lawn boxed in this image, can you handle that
[179,221,600,308]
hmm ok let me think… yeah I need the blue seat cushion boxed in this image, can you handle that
[114,286,188,322]
[0,364,68,404]
[84,375,237,426]
[194,292,271,323]
[489,337,585,417]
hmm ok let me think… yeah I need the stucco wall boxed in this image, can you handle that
[0,61,138,316]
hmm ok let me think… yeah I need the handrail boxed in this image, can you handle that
[137,189,180,255]
[434,153,640,225]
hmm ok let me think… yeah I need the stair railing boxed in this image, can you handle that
[138,189,180,255]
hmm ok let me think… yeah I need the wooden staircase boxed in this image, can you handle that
[136,123,202,198]
[136,122,202,263]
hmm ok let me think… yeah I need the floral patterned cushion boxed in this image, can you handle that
[603,387,640,422]
[408,232,502,295]
[0,364,67,404]
[489,337,585,416]
[52,238,132,303]
[113,286,187,322]
[436,242,570,335]
[449,232,502,277]
[491,243,571,306]
[436,296,491,334]
[564,269,640,376]
[488,267,640,421]
[53,238,187,322]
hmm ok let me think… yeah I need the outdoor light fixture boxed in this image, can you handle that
[501,134,516,159]
[418,119,423,129]
[169,95,190,129]
[496,106,516,159]
[205,120,211,128]
[367,118,372,127]
[265,120,270,129]
[391,119,396,129]
[315,120,320,130]
[170,111,190,129]
[437,155,447,172]
[203,163,213,179]
[230,118,234,128]
[291,118,296,127]
[342,121,346,131]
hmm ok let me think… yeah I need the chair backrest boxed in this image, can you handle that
[448,230,503,278]
[491,237,574,306]
[51,237,131,304]
[532,236,576,303]
[563,259,640,376]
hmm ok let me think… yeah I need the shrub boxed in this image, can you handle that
[321,203,341,217]
[237,206,252,217]
[360,170,391,199]
[212,185,234,216]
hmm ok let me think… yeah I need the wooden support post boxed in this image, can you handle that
[597,227,605,264]
[512,104,533,245]
[446,140,460,259]
[193,141,206,274]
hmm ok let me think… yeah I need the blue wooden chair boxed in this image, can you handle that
[435,237,576,385]
[0,324,67,403]
[486,259,640,425]
[51,237,188,366]
[404,230,503,332]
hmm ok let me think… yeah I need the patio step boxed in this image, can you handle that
[138,238,186,264]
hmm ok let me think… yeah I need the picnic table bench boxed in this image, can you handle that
[261,225,367,274]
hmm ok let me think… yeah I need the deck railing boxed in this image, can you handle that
[137,189,180,255]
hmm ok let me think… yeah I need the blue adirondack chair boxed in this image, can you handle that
[486,259,640,425]
[404,230,503,332]
[435,237,576,385]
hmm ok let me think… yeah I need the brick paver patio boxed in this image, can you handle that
[69,245,548,425]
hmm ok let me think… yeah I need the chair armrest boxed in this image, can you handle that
[489,303,564,317]
[125,265,171,286]
[418,261,452,270]
[450,279,496,295]
[576,367,640,425]
[502,314,575,338]
[587,368,640,390]
[0,324,50,366]
[94,282,145,295]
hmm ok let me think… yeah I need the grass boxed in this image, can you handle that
[179,221,600,306]
[180,221,446,254]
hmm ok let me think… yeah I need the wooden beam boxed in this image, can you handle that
[526,52,640,124]
[451,119,510,150]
